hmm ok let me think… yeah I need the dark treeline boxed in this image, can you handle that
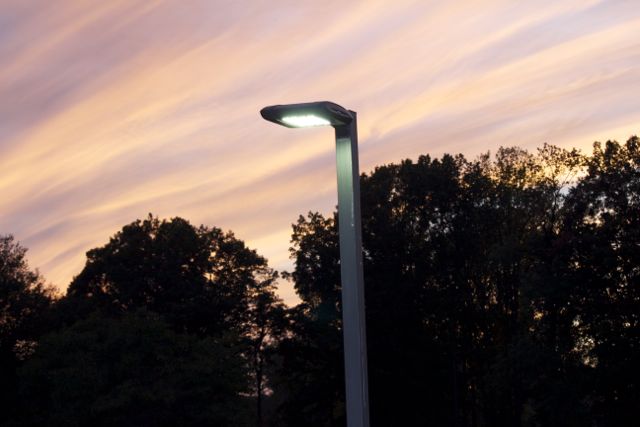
[1,137,638,426]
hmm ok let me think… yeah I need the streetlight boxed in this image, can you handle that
[261,101,370,427]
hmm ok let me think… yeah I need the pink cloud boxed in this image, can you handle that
[1,0,638,305]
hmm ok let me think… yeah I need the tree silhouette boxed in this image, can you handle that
[277,139,637,427]
[62,214,284,426]
[14,310,250,427]
[561,138,640,426]
[0,235,54,424]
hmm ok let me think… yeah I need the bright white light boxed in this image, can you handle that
[281,115,331,127]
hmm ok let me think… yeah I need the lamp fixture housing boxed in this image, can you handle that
[260,101,353,128]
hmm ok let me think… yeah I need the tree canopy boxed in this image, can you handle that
[0,235,53,424]
[13,310,249,427]
[275,138,638,427]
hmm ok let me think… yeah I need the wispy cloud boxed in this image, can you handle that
[1,0,638,303]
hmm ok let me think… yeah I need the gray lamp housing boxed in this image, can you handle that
[260,101,353,128]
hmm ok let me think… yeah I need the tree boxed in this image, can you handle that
[244,276,287,427]
[63,214,284,426]
[13,310,250,427]
[0,235,53,423]
[278,143,603,426]
[273,303,346,427]
[274,213,346,426]
[66,215,275,337]
[562,137,640,426]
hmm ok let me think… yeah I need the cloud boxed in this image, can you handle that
[1,0,638,305]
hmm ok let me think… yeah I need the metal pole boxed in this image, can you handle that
[335,112,370,427]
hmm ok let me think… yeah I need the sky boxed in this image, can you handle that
[1,0,639,304]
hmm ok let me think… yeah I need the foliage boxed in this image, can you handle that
[13,310,250,427]
[276,138,637,427]
[0,235,54,423]
[64,215,286,425]
[66,215,275,335]
[561,137,640,426]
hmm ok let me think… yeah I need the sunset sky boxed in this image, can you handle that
[1,0,639,304]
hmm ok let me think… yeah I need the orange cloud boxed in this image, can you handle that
[1,0,638,305]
